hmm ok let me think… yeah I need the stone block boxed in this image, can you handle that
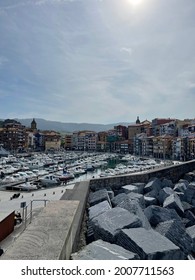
[88,200,112,221]
[117,198,151,229]
[71,239,139,260]
[121,184,140,194]
[144,177,162,195]
[111,193,128,207]
[173,182,187,193]
[186,225,195,253]
[158,187,175,205]
[88,189,110,207]
[144,196,158,207]
[127,192,145,208]
[91,207,142,243]
[163,194,184,216]
[161,178,174,189]
[183,182,195,205]
[183,172,195,182]
[184,210,195,226]
[178,179,189,187]
[144,205,181,227]
[155,219,193,256]
[116,228,184,260]
[131,182,145,194]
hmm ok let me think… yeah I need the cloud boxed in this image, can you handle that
[0,0,195,123]
[120,47,133,56]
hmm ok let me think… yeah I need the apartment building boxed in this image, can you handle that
[0,119,27,152]
[72,131,97,151]
[44,131,61,151]
[152,118,175,136]
[153,135,173,159]
[64,134,73,150]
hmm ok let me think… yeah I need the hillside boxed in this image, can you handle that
[15,118,132,133]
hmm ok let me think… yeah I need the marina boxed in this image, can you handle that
[0,151,177,255]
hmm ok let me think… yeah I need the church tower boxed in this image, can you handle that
[31,118,37,130]
[136,116,140,124]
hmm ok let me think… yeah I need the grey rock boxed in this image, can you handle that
[183,173,195,182]
[158,187,175,205]
[182,201,195,212]
[91,207,142,243]
[178,179,189,187]
[155,219,193,255]
[163,194,184,216]
[89,189,111,207]
[121,184,140,194]
[127,192,145,208]
[173,182,187,193]
[186,225,195,253]
[117,198,151,229]
[183,182,195,205]
[144,196,158,207]
[88,200,112,220]
[161,178,174,189]
[71,239,139,260]
[184,210,195,226]
[116,228,184,260]
[107,190,114,200]
[144,205,182,227]
[131,182,145,194]
[111,193,128,207]
[144,178,162,195]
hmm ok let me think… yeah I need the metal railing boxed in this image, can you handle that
[21,199,49,230]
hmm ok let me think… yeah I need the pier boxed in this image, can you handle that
[1,160,195,259]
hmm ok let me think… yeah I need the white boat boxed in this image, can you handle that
[55,170,75,181]
[39,175,61,187]
[1,176,16,184]
[71,166,86,176]
[17,182,38,191]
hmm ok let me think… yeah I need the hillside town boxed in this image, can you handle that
[0,117,195,161]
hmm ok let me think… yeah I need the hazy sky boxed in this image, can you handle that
[0,0,195,124]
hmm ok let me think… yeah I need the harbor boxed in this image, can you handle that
[0,150,184,259]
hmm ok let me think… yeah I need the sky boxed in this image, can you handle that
[0,0,195,124]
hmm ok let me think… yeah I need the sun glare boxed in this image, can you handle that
[128,0,143,6]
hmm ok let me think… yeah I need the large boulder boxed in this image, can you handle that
[111,193,128,207]
[144,196,158,207]
[71,239,139,260]
[158,187,175,205]
[127,192,145,208]
[117,198,151,229]
[173,182,187,193]
[121,184,140,194]
[186,225,195,253]
[161,178,174,189]
[131,182,145,194]
[144,205,182,227]
[91,207,142,243]
[88,200,111,221]
[88,189,111,207]
[183,182,195,206]
[163,194,184,216]
[155,219,193,256]
[144,177,162,195]
[116,228,184,260]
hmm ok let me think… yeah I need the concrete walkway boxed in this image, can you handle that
[1,200,79,260]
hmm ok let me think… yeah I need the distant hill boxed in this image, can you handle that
[14,118,132,133]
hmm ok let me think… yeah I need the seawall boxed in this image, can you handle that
[89,160,195,192]
[1,160,195,259]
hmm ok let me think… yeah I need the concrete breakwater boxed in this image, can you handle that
[1,160,195,260]
[72,162,195,260]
